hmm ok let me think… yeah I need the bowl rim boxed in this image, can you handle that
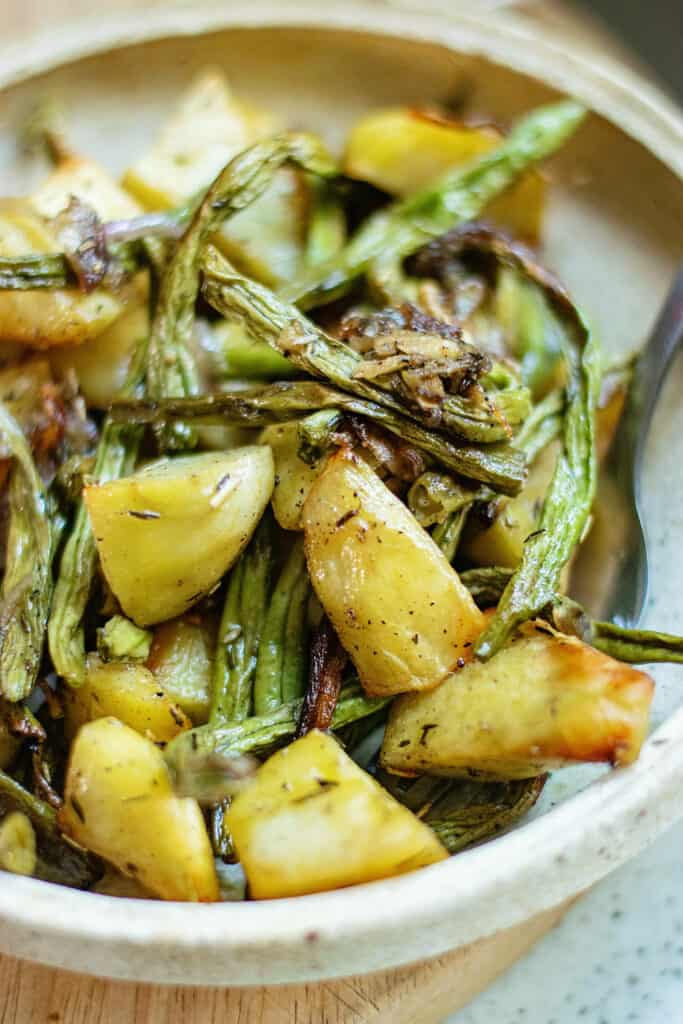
[2,1,682,173]
[0,1,682,986]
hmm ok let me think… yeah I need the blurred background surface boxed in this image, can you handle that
[576,0,682,100]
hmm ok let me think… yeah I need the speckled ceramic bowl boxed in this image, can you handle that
[0,2,681,986]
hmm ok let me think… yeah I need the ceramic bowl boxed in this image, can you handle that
[0,2,681,986]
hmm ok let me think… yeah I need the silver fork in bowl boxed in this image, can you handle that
[572,268,683,627]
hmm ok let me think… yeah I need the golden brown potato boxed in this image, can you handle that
[462,440,560,569]
[381,626,654,780]
[216,168,309,287]
[31,155,143,223]
[260,421,329,531]
[59,717,219,901]
[228,730,447,899]
[344,108,545,241]
[85,447,274,626]
[62,656,192,743]
[146,616,215,724]
[0,812,36,877]
[303,451,485,696]
[123,70,279,209]
[50,300,149,407]
[0,202,123,348]
[0,155,143,349]
[122,70,305,286]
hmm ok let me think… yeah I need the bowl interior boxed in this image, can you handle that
[1,22,681,368]
[0,15,681,984]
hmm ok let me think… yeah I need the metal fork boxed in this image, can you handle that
[573,269,683,627]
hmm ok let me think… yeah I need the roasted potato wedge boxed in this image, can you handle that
[0,156,142,349]
[59,717,218,901]
[123,69,278,209]
[50,300,149,407]
[216,168,309,287]
[381,626,654,780]
[85,447,274,626]
[62,656,192,743]
[31,155,142,222]
[0,202,123,348]
[146,616,215,724]
[303,451,485,696]
[122,69,306,286]
[462,440,560,569]
[344,108,544,241]
[228,730,447,899]
[260,421,329,531]
[0,811,36,877]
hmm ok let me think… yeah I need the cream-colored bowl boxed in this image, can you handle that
[0,3,682,986]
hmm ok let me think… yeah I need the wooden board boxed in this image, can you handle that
[0,2,661,1020]
[0,901,573,1023]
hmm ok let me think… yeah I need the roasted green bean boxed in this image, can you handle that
[253,537,308,714]
[377,770,546,855]
[0,403,53,702]
[168,685,390,768]
[145,134,336,446]
[111,379,527,494]
[48,419,141,686]
[211,514,273,724]
[284,100,586,309]
[203,245,530,445]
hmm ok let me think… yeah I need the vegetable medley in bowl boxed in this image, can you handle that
[0,69,680,903]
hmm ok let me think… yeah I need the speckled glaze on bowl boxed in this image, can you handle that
[0,2,681,987]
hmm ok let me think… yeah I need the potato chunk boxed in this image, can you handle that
[50,301,149,407]
[123,70,277,209]
[122,70,305,286]
[344,108,544,240]
[146,616,215,724]
[216,168,309,287]
[228,730,447,899]
[85,447,274,626]
[63,656,191,743]
[382,627,654,780]
[31,155,142,222]
[303,452,485,696]
[59,717,218,901]
[0,157,143,350]
[0,202,123,348]
[260,421,329,531]
[462,440,560,569]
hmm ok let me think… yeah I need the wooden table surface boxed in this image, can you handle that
[0,3,662,1022]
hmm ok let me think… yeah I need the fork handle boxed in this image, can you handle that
[614,268,683,488]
